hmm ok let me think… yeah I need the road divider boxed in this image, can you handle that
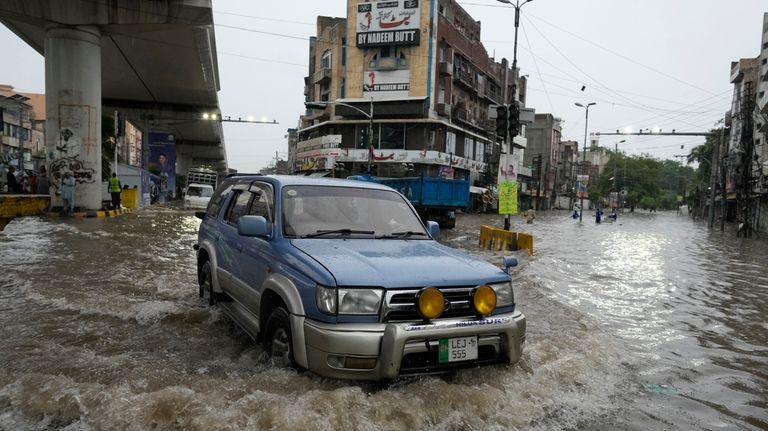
[479,225,533,255]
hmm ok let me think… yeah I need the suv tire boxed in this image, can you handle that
[264,307,295,368]
[199,260,215,306]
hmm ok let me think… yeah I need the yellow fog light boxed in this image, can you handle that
[416,287,445,320]
[472,285,497,316]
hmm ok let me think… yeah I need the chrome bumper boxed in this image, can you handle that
[301,311,526,380]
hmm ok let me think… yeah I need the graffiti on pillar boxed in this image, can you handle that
[48,104,99,195]
[49,155,96,194]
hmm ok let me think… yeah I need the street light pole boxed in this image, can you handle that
[497,0,533,71]
[497,0,533,230]
[575,102,596,221]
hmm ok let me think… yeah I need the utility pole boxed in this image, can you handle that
[707,131,720,228]
[575,102,596,221]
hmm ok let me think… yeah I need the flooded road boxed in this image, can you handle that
[1,209,766,430]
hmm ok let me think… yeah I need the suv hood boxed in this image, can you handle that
[290,239,508,288]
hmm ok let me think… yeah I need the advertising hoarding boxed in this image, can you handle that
[363,70,410,100]
[356,0,421,47]
[148,132,176,202]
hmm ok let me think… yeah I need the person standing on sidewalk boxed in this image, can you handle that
[108,172,122,209]
[60,171,76,215]
[6,166,20,192]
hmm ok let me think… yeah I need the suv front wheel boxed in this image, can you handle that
[264,307,295,368]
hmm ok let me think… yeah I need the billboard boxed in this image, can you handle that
[356,0,421,47]
[576,174,589,199]
[363,70,410,100]
[148,132,176,202]
[497,153,520,215]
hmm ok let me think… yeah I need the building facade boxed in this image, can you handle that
[297,0,529,186]
[524,113,561,209]
[1,85,46,174]
[726,12,768,233]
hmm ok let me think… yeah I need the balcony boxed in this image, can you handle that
[313,68,332,84]
[439,60,453,76]
[303,85,311,96]
[454,67,476,92]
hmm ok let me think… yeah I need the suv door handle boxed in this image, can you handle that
[237,243,243,252]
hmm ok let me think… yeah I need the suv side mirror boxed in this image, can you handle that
[238,215,270,238]
[503,256,518,274]
[426,221,440,239]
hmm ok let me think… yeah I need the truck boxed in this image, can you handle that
[186,166,218,188]
[182,166,219,209]
[348,174,470,229]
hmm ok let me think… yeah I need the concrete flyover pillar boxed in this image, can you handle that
[44,25,102,210]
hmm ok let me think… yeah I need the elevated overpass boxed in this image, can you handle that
[0,0,227,209]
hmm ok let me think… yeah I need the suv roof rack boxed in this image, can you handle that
[224,173,263,179]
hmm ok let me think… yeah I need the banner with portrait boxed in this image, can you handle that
[148,132,176,201]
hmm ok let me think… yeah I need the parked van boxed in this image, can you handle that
[184,183,214,209]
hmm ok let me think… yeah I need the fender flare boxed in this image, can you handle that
[261,273,305,317]
[198,240,223,294]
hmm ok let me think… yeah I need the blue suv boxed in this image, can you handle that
[195,175,526,380]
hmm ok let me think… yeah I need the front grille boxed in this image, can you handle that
[399,344,505,375]
[384,287,477,322]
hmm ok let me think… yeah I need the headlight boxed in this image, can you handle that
[416,287,445,320]
[472,285,497,316]
[316,285,337,314]
[338,288,383,315]
[489,282,514,307]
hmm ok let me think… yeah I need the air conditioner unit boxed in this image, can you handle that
[437,103,451,116]
[439,61,454,76]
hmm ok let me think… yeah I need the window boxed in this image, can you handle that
[207,180,235,217]
[281,186,426,238]
[358,124,377,149]
[475,141,485,163]
[464,137,473,159]
[446,132,456,153]
[379,124,405,150]
[341,38,347,66]
[321,49,332,69]
[226,190,253,225]
[341,78,346,98]
[249,182,274,222]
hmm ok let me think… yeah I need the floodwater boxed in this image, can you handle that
[0,208,766,430]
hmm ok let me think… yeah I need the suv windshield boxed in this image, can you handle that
[282,186,427,238]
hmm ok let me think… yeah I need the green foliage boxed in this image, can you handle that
[596,150,696,211]
[102,114,115,181]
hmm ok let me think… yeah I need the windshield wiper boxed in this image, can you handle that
[376,231,429,239]
[302,228,375,238]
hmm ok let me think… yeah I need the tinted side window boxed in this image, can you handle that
[248,182,274,222]
[207,180,235,217]
[226,191,253,225]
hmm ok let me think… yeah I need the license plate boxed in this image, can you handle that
[439,336,478,363]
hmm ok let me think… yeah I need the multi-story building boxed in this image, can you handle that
[297,0,529,186]
[726,12,768,232]
[0,84,46,172]
[524,113,561,209]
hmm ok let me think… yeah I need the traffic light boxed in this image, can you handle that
[495,105,508,138]
[508,101,520,137]
[117,112,125,137]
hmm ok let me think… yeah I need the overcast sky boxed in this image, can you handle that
[2,1,766,172]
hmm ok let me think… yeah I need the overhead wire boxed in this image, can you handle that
[519,20,555,112]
